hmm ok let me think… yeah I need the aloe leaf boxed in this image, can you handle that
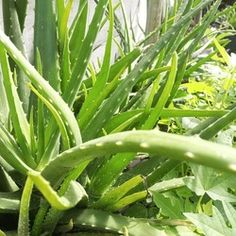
[0,71,9,125]
[0,192,20,213]
[64,0,109,105]
[60,31,71,93]
[43,130,236,184]
[78,0,114,129]
[107,191,147,212]
[143,52,178,129]
[34,0,59,90]
[82,0,214,141]
[105,108,226,134]
[41,162,89,234]
[35,50,45,162]
[149,177,190,193]
[15,0,28,31]
[29,108,37,157]
[200,106,236,140]
[0,30,82,148]
[88,53,178,196]
[0,45,33,166]
[2,0,29,111]
[69,0,88,65]
[28,171,87,210]
[0,166,18,192]
[57,0,73,48]
[29,84,70,150]
[65,209,166,236]
[0,229,6,236]
[167,0,221,103]
[93,175,144,209]
[0,135,31,174]
[18,177,33,236]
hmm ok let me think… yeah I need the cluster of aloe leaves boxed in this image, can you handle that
[1,0,236,235]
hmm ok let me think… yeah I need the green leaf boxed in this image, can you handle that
[0,192,20,213]
[78,0,114,129]
[93,175,144,209]
[34,0,59,90]
[0,30,82,161]
[28,171,87,210]
[149,177,189,193]
[43,130,236,184]
[185,206,232,236]
[152,192,184,219]
[142,52,178,129]
[0,45,33,167]
[185,164,236,202]
[65,209,166,236]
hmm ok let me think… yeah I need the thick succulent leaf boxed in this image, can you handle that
[43,130,236,184]
[34,0,59,90]
[0,192,20,213]
[0,30,82,149]
[69,0,88,66]
[200,106,236,140]
[142,52,178,129]
[93,175,144,209]
[29,84,70,150]
[106,191,147,212]
[0,166,18,192]
[78,0,114,128]
[2,0,29,111]
[82,0,215,141]
[0,45,33,166]
[63,0,109,106]
[65,209,167,236]
[28,171,87,210]
[149,177,190,193]
[15,0,28,31]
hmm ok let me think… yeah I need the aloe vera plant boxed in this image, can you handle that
[1,0,236,235]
